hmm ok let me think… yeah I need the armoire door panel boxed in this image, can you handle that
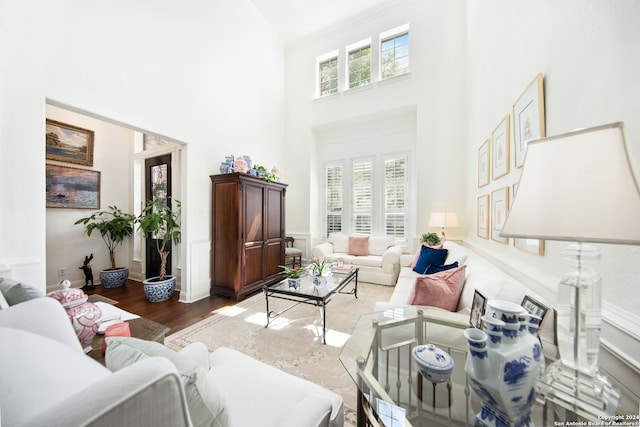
[244,184,264,243]
[266,187,283,240]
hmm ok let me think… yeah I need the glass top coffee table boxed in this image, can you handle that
[263,268,358,344]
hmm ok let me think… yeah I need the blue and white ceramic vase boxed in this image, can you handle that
[464,300,543,427]
[311,271,332,286]
[287,277,302,289]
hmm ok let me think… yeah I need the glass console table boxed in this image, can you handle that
[339,306,640,427]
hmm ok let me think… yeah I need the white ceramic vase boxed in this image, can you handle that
[464,300,543,427]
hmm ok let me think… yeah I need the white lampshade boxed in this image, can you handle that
[501,122,640,244]
[428,212,459,228]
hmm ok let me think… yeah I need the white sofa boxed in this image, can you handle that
[312,233,402,286]
[374,240,555,349]
[0,296,344,427]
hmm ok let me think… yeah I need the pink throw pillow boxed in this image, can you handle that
[407,265,466,311]
[348,236,369,256]
[410,244,444,268]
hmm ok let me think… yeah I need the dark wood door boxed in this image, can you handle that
[145,154,172,279]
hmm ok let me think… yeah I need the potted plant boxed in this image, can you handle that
[308,257,332,286]
[420,232,442,247]
[279,265,306,289]
[137,199,181,302]
[75,205,136,288]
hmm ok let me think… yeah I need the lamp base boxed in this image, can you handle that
[540,360,620,419]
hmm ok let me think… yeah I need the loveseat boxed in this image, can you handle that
[374,240,555,348]
[0,296,344,427]
[312,233,402,286]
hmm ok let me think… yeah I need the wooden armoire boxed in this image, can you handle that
[210,173,287,301]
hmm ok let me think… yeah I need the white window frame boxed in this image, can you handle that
[321,152,410,245]
[379,23,410,81]
[345,38,372,90]
[316,50,339,98]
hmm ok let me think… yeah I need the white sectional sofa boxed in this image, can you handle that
[312,233,402,286]
[374,240,556,348]
[0,296,344,427]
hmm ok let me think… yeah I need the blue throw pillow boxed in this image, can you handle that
[412,246,448,274]
[425,261,459,274]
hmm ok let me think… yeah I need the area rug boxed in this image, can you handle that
[165,281,394,427]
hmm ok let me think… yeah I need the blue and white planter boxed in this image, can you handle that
[100,267,129,288]
[464,300,543,427]
[143,276,176,302]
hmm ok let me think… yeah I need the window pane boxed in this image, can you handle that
[319,57,338,96]
[348,45,371,89]
[385,158,406,238]
[326,165,342,237]
[353,161,372,234]
[380,32,409,79]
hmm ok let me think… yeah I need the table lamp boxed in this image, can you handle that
[500,122,640,417]
[428,211,459,241]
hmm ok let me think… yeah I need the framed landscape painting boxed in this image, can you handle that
[46,119,94,166]
[513,73,545,168]
[46,164,100,209]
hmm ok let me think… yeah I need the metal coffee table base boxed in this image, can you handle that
[264,269,358,344]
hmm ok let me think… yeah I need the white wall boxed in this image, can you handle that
[284,0,468,248]
[465,0,640,386]
[0,0,286,301]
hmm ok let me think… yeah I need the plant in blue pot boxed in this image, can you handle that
[308,257,332,286]
[279,265,306,289]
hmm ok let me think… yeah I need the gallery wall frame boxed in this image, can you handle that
[478,139,490,188]
[491,187,509,244]
[45,119,94,166]
[513,73,545,168]
[491,115,510,180]
[46,164,100,209]
[477,194,489,239]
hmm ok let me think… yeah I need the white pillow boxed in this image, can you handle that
[0,291,9,310]
[105,337,228,427]
[328,233,348,253]
[369,236,394,256]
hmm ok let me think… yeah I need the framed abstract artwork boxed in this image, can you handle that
[46,164,100,209]
[478,139,490,188]
[491,187,509,244]
[491,115,510,180]
[46,119,94,166]
[513,73,545,168]
[477,195,489,239]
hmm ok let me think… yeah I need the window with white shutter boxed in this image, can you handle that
[384,157,406,238]
[353,161,372,234]
[325,164,343,237]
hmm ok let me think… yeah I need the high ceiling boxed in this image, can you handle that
[250,0,397,42]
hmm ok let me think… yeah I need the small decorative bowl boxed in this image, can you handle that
[412,343,454,383]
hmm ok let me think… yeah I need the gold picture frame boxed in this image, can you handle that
[513,73,545,168]
[477,195,489,239]
[478,139,490,188]
[491,187,509,244]
[46,119,94,166]
[491,115,510,180]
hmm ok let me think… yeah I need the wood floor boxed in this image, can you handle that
[84,280,242,335]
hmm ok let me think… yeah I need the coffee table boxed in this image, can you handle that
[88,317,170,365]
[263,268,358,344]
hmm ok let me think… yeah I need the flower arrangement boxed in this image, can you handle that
[279,265,306,279]
[309,257,331,276]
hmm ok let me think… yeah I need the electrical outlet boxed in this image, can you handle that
[58,267,65,276]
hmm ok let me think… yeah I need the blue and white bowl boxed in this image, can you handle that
[412,343,454,383]
[143,276,175,302]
